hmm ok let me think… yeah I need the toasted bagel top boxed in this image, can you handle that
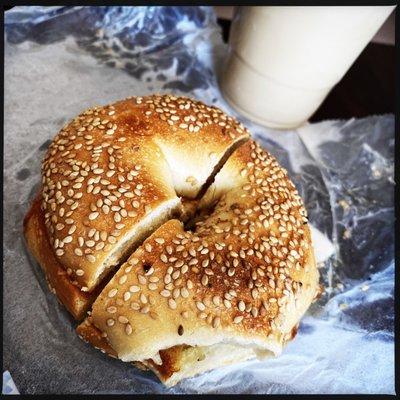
[40,95,249,291]
[90,140,319,362]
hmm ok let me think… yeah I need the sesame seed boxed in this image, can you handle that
[125,324,133,335]
[234,316,243,324]
[212,316,221,328]
[251,288,259,299]
[148,283,158,291]
[173,288,180,299]
[238,300,245,312]
[269,279,276,289]
[108,236,117,244]
[118,316,129,324]
[196,301,206,311]
[108,288,118,298]
[95,242,105,251]
[181,264,189,274]
[86,254,96,263]
[130,302,140,310]
[201,259,209,268]
[224,299,232,308]
[168,298,177,309]
[140,293,147,304]
[88,212,99,220]
[172,270,180,280]
[68,225,77,235]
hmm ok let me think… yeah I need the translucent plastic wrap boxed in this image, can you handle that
[4,6,394,394]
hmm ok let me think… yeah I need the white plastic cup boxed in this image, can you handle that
[219,6,396,129]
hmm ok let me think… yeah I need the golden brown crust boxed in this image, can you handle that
[23,196,100,320]
[76,316,118,357]
[148,346,190,380]
[76,316,185,378]
[76,316,234,384]
[25,94,319,386]
[76,317,150,373]
[90,140,319,363]
[38,95,249,292]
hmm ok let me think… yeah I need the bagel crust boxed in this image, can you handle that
[90,140,319,384]
[23,196,102,320]
[35,94,249,294]
[23,94,319,386]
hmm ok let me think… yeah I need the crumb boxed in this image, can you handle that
[343,229,351,239]
[372,169,382,178]
[339,303,348,310]
[324,287,333,295]
[361,284,369,291]
[336,283,344,291]
[338,199,350,210]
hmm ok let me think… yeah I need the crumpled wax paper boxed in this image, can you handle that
[4,6,394,394]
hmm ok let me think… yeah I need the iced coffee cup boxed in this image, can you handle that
[219,6,395,129]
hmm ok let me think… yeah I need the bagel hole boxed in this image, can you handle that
[195,137,248,200]
[181,137,248,232]
[182,198,219,232]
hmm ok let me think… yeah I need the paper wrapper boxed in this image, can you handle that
[4,6,394,394]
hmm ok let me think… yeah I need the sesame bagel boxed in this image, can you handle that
[23,94,319,387]
[24,94,249,314]
[87,140,319,386]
